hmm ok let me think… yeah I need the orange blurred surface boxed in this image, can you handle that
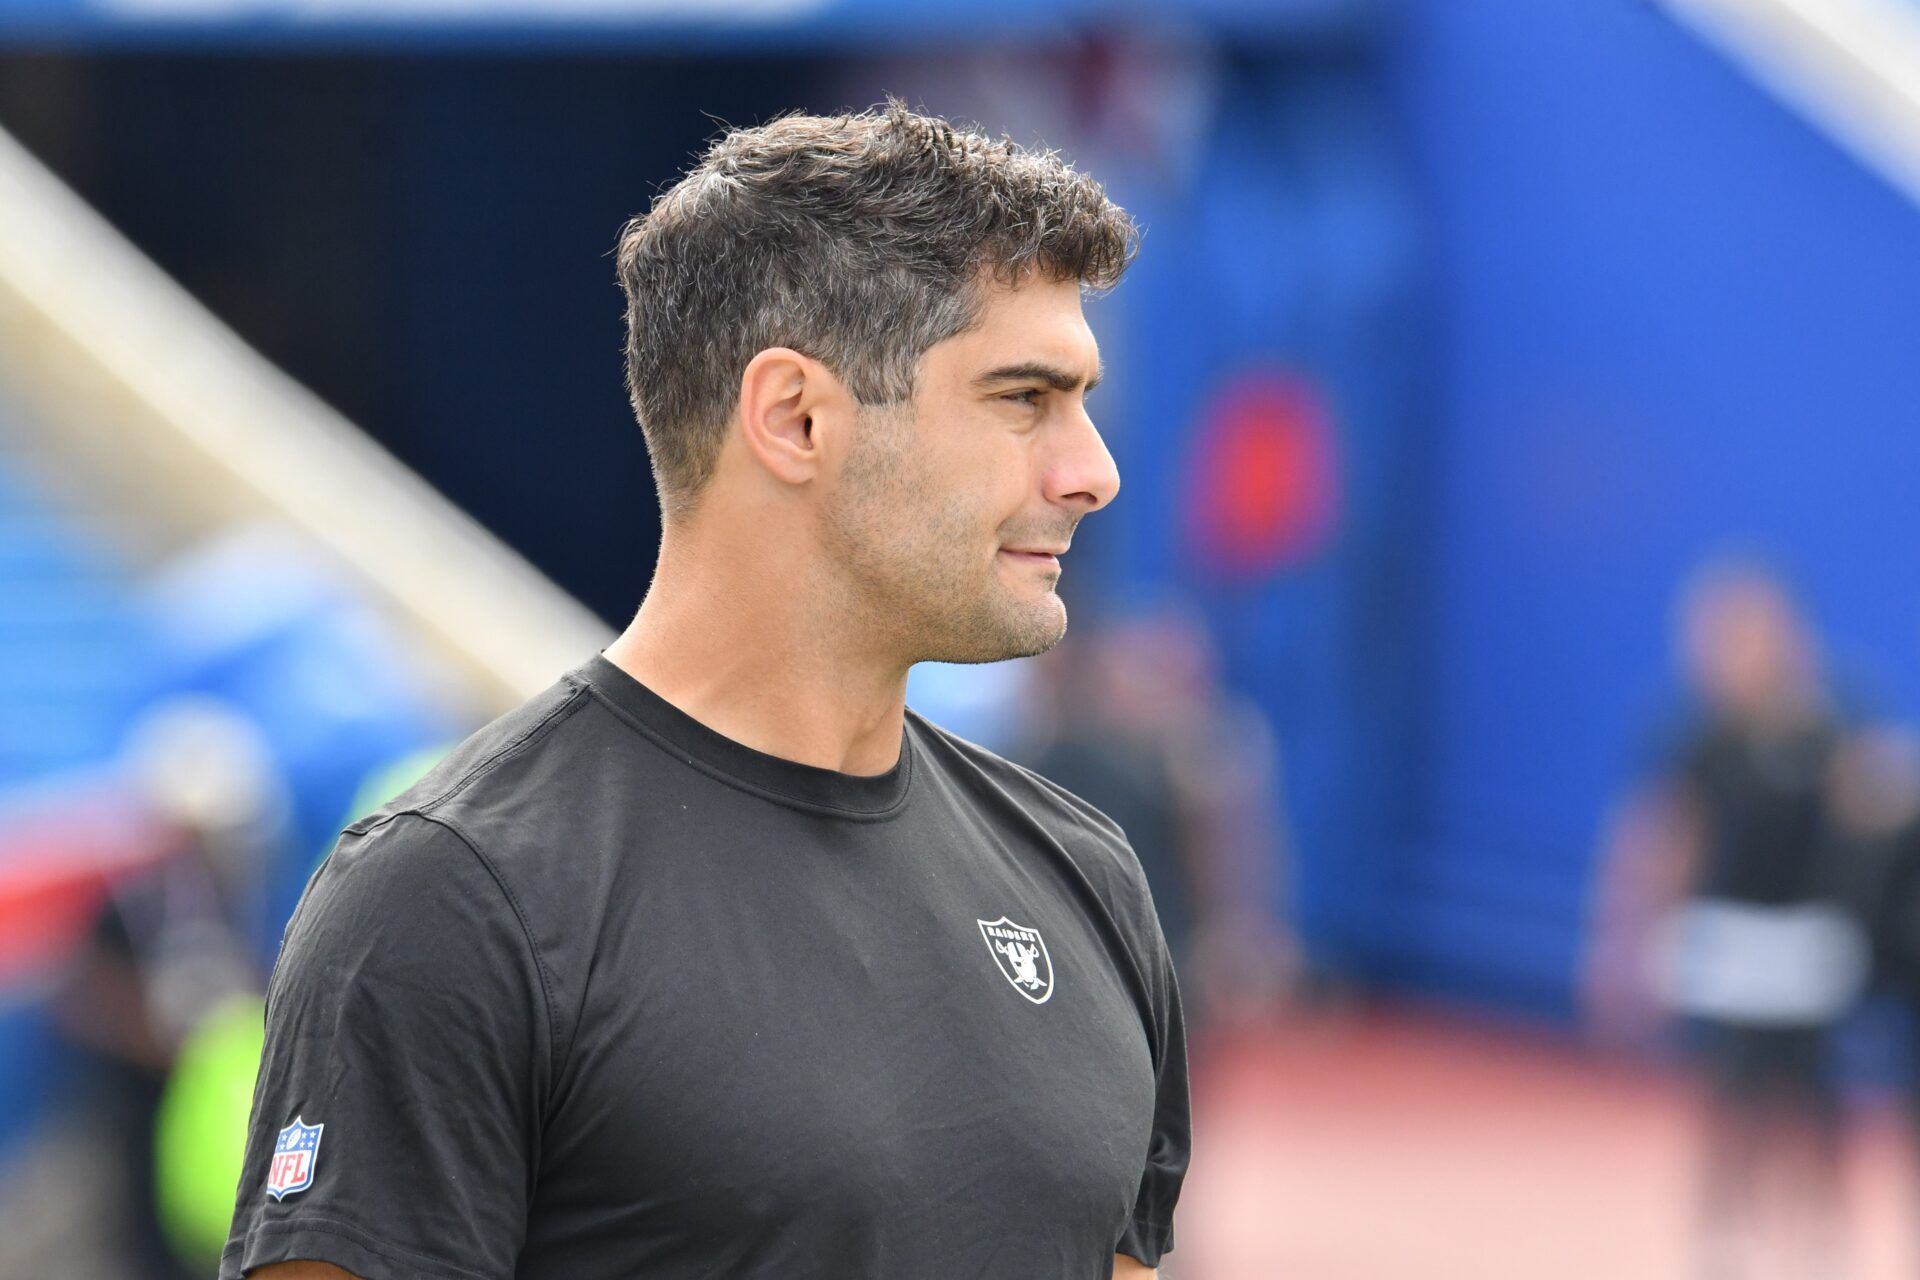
[1183,1009,1920,1280]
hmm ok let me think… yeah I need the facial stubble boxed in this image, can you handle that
[822,407,1070,667]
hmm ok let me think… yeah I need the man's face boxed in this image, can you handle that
[820,273,1119,666]
[1681,574,1809,717]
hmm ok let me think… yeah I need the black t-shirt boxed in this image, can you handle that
[1025,732,1192,971]
[1672,716,1840,905]
[221,654,1188,1280]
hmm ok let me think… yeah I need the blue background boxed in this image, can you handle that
[3,0,1918,1033]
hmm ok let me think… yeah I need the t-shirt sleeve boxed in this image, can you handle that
[1115,872,1191,1267]
[221,811,551,1280]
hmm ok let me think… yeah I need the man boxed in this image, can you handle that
[221,102,1188,1280]
[1587,562,1863,1279]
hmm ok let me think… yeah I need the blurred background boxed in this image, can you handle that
[1,0,1919,1275]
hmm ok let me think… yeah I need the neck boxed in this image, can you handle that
[602,516,911,777]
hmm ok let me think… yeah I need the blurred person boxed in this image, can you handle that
[1023,600,1297,1029]
[1587,561,1867,1280]
[1835,728,1920,1242]
[225,103,1187,1280]
[43,697,279,1280]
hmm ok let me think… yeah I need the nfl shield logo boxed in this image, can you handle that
[978,916,1055,1004]
[266,1117,324,1200]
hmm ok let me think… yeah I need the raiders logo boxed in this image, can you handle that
[977,916,1055,1004]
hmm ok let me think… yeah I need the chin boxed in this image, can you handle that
[991,597,1069,661]
[922,596,1066,665]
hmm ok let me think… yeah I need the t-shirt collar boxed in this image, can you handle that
[573,652,914,818]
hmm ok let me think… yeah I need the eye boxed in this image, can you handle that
[1002,389,1044,407]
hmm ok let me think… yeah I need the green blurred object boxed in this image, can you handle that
[153,993,265,1270]
[152,742,453,1269]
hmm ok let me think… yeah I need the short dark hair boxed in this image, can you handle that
[615,100,1138,517]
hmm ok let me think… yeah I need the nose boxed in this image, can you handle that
[1046,405,1121,514]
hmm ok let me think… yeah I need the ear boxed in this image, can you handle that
[736,347,849,489]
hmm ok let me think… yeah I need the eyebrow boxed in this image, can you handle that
[973,361,1104,394]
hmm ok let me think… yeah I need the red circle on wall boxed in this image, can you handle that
[1183,371,1339,578]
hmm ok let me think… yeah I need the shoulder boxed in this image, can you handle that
[312,664,731,1063]
[348,670,596,844]
[907,711,1118,825]
[908,711,1128,843]
[295,671,631,1051]
[283,808,535,976]
[342,666,660,886]
[907,712,1156,919]
[272,809,553,1067]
